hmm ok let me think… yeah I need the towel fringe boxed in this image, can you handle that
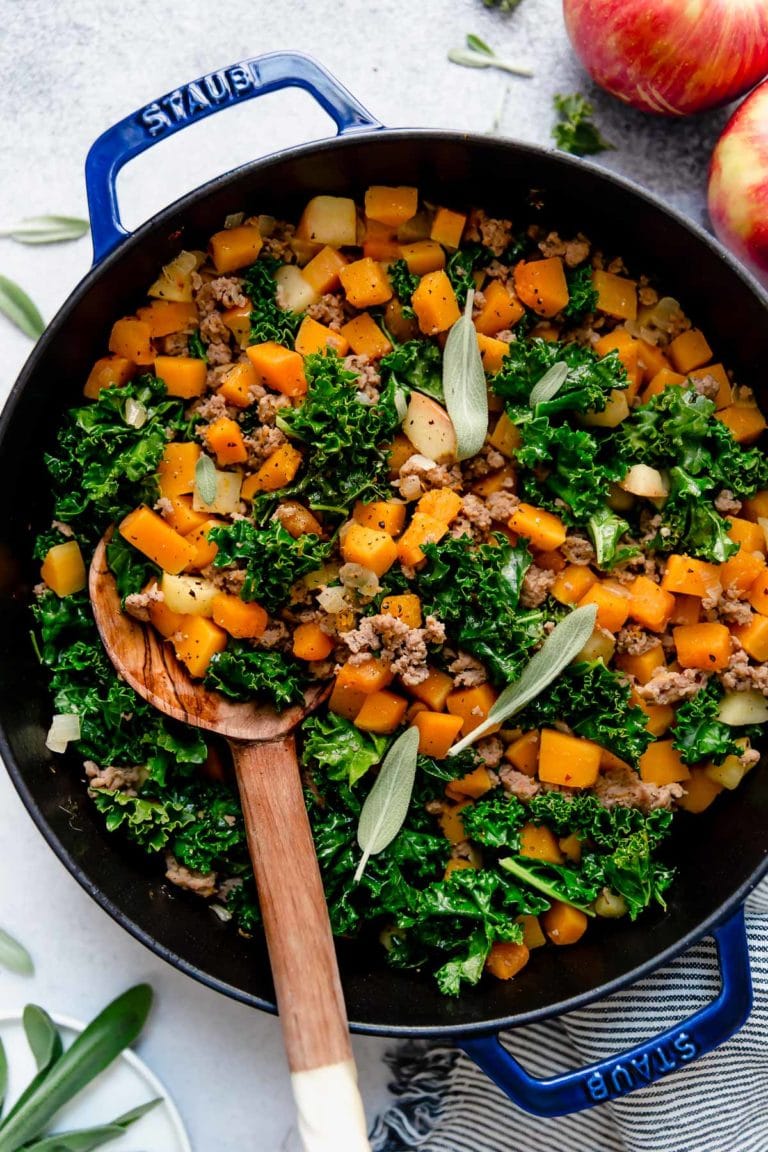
[369,1041,459,1151]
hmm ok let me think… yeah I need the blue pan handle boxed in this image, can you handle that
[84,51,381,264]
[461,908,752,1117]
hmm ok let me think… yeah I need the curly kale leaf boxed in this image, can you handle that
[462,793,527,849]
[445,243,494,305]
[188,329,207,361]
[380,339,444,403]
[91,789,194,853]
[32,588,94,665]
[208,519,330,613]
[302,712,390,788]
[388,259,418,319]
[516,417,629,522]
[500,855,599,912]
[44,376,190,541]
[587,506,639,570]
[652,467,737,564]
[106,532,160,603]
[671,678,747,766]
[563,265,598,321]
[204,645,307,709]
[243,256,304,346]
[492,337,627,414]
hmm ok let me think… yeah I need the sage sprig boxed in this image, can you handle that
[448,34,533,77]
[355,727,419,883]
[194,454,218,507]
[529,361,569,408]
[0,929,33,978]
[0,277,44,340]
[0,217,89,245]
[449,603,598,754]
[443,289,488,461]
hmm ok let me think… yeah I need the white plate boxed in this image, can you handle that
[0,1009,191,1151]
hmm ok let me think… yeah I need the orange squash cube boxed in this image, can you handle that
[678,767,724,814]
[507,503,566,552]
[472,465,516,499]
[670,594,702,627]
[361,219,400,262]
[172,615,227,678]
[292,622,334,662]
[592,270,637,321]
[551,564,597,605]
[635,338,670,384]
[660,554,721,599]
[158,442,200,498]
[416,488,464,525]
[294,316,349,358]
[639,740,691,786]
[341,523,398,578]
[627,575,676,633]
[380,593,422,629]
[430,207,466,250]
[399,240,445,276]
[594,330,642,398]
[615,645,665,685]
[733,614,768,661]
[204,417,247,466]
[743,489,768,522]
[538,729,601,789]
[720,548,765,593]
[727,517,766,555]
[474,280,525,336]
[641,367,687,404]
[445,765,495,800]
[40,541,86,597]
[154,355,208,399]
[668,328,713,374]
[84,355,135,399]
[339,258,392,309]
[210,225,263,273]
[354,689,408,734]
[438,800,471,843]
[446,683,498,736]
[411,270,461,335]
[577,580,631,633]
[163,495,210,536]
[119,506,195,574]
[246,341,307,397]
[477,333,510,375]
[109,317,153,365]
[504,730,540,776]
[217,360,259,408]
[542,902,588,946]
[397,512,449,568]
[211,592,267,639]
[748,569,768,616]
[518,915,547,950]
[519,822,564,863]
[136,300,198,338]
[413,711,464,759]
[513,258,569,318]
[147,593,187,639]
[408,667,455,712]
[353,501,406,537]
[673,622,732,671]
[485,941,530,981]
[328,680,367,721]
[241,443,303,498]
[182,518,222,572]
[340,313,392,359]
[221,302,253,349]
[488,411,522,459]
[300,245,348,295]
[335,659,394,695]
[365,185,418,228]
[715,403,768,445]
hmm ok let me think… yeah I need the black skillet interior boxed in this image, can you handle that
[2,132,768,1037]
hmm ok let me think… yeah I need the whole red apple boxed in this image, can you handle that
[708,79,768,285]
[563,0,768,116]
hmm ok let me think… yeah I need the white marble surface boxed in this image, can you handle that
[0,1,737,1148]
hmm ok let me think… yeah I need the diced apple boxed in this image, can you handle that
[402,392,458,464]
[161,573,219,617]
[620,463,670,501]
[573,626,616,665]
[192,469,243,515]
[274,264,320,313]
[581,389,630,428]
[296,196,358,248]
[704,752,754,791]
[717,689,768,726]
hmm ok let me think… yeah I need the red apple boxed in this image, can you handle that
[563,0,768,116]
[708,79,768,285]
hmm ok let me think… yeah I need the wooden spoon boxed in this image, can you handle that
[89,535,370,1152]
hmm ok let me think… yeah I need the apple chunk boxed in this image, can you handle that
[620,464,669,501]
[402,392,458,464]
[296,195,358,248]
[274,264,320,313]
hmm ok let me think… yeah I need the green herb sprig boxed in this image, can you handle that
[443,289,488,460]
[0,277,44,339]
[0,217,88,245]
[448,34,533,77]
[552,93,614,157]
[355,727,420,882]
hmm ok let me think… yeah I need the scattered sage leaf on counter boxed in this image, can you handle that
[194,454,218,507]
[443,289,488,461]
[448,34,533,77]
[466,33,494,55]
[355,727,419,883]
[0,276,44,340]
[449,603,598,754]
[553,93,615,157]
[0,928,33,977]
[23,1007,62,1074]
[529,361,569,407]
[0,216,89,245]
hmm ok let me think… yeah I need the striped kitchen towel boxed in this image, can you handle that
[370,878,768,1152]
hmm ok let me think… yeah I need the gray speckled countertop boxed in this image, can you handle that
[0,2,737,1149]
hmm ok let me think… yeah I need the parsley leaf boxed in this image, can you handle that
[553,93,614,157]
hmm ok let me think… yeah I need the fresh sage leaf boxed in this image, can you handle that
[194,455,217,507]
[0,276,44,340]
[529,361,569,408]
[0,929,33,977]
[466,33,493,55]
[21,1099,159,1151]
[449,603,598,754]
[355,727,419,883]
[0,216,89,245]
[0,984,152,1152]
[24,1007,62,1073]
[443,289,488,461]
[448,34,533,77]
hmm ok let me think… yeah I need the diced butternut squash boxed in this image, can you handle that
[678,767,724,814]
[381,593,422,629]
[365,185,418,228]
[335,659,394,695]
[183,517,223,572]
[221,302,252,349]
[641,367,687,404]
[445,765,496,801]
[673,622,732,671]
[632,692,675,738]
[203,416,247,466]
[593,331,642,399]
[147,594,187,639]
[294,316,350,358]
[158,442,201,498]
[733,614,768,661]
[720,548,765,593]
[300,246,348,295]
[217,360,259,408]
[340,313,392,359]
[210,226,263,273]
[417,488,463,525]
[354,689,409,734]
[472,465,516,499]
[592,270,637,321]
[513,258,569,318]
[473,280,524,336]
[211,592,267,639]
[241,443,303,497]
[485,941,530,981]
[292,622,334,662]
[520,822,564,863]
[84,355,135,399]
[559,832,583,863]
[163,495,210,537]
[488,411,522,458]
[635,339,671,385]
[748,569,768,616]
[339,257,392,309]
[396,512,449,568]
[353,501,406,536]
[728,517,766,555]
[361,218,400,262]
[296,196,357,247]
[542,902,588,946]
[688,363,732,410]
[446,683,498,736]
[639,740,691,785]
[551,564,597,605]
[507,503,566,552]
[430,207,466,250]
[246,341,307,397]
[400,240,445,276]
[40,541,86,597]
[411,270,461,335]
[477,333,510,374]
[661,554,721,599]
[615,645,665,685]
[716,403,768,445]
[328,680,367,721]
[119,506,195,574]
[504,729,540,776]
[627,575,676,633]
[438,801,471,843]
[109,317,153,365]
[136,300,198,338]
[518,914,547,950]
[414,711,465,759]
[341,523,398,577]
[154,355,207,399]
[536,549,567,574]
[577,580,631,633]
[172,615,227,678]
[743,489,768,522]
[408,666,454,711]
[668,328,713,374]
[671,594,701,627]
[384,298,419,344]
[538,729,601,789]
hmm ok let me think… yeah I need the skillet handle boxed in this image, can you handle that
[84,51,381,264]
[460,909,752,1117]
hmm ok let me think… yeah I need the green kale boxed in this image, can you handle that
[106,532,160,602]
[657,467,737,563]
[380,339,444,403]
[563,265,598,321]
[552,93,614,157]
[44,376,191,541]
[587,506,639,570]
[500,855,598,912]
[187,329,207,361]
[516,417,629,522]
[243,256,304,346]
[462,792,527,849]
[388,259,418,318]
[32,589,95,665]
[302,712,390,787]
[91,789,193,853]
[33,526,70,561]
[204,645,307,709]
[671,678,745,766]
[208,519,331,613]
[491,336,626,413]
[445,243,494,305]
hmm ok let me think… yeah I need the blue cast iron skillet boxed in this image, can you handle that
[1,53,767,1117]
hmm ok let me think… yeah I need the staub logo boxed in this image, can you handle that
[584,1031,697,1103]
[138,62,261,137]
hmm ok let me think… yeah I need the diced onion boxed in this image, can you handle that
[317,585,349,614]
[394,387,409,422]
[124,398,147,428]
[339,563,380,598]
[45,712,81,753]
[224,212,244,230]
[210,904,233,922]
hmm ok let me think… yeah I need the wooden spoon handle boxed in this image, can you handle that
[230,736,370,1152]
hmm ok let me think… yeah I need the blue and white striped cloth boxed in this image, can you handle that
[371,878,768,1152]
